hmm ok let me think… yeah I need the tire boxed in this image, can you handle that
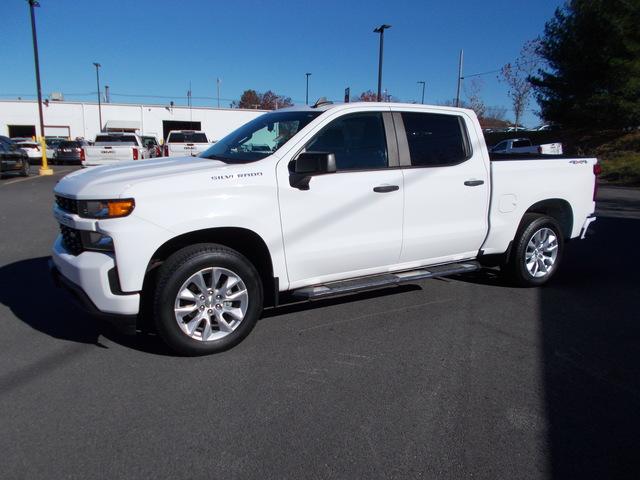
[153,243,263,356]
[503,213,564,287]
[20,159,30,177]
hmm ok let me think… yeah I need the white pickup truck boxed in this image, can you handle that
[163,130,211,157]
[490,137,563,155]
[82,133,150,166]
[51,102,598,356]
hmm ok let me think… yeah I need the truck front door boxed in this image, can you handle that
[277,110,404,287]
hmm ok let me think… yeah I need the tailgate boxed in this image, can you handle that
[168,143,209,157]
[84,146,133,163]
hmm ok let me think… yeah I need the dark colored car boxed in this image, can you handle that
[0,136,30,177]
[54,140,89,165]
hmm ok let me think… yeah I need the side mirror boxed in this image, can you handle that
[289,152,336,189]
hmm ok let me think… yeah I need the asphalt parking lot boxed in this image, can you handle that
[0,168,638,479]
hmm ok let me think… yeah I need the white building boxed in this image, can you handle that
[0,99,267,142]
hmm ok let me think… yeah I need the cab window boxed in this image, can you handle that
[305,112,388,171]
[401,112,470,166]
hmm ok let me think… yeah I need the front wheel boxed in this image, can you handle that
[503,213,564,287]
[153,244,263,356]
[20,160,30,177]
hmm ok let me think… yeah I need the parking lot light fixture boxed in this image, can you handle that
[27,0,52,175]
[373,24,391,102]
[93,63,102,131]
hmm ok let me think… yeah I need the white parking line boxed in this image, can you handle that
[1,168,73,186]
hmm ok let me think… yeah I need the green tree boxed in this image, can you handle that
[530,0,640,129]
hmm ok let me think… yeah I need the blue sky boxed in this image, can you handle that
[0,0,564,126]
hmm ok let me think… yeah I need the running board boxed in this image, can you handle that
[291,261,481,300]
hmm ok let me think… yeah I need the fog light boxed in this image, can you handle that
[81,231,114,252]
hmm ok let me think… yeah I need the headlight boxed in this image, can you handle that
[81,231,114,252]
[79,199,135,218]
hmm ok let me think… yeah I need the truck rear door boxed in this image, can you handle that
[393,109,490,265]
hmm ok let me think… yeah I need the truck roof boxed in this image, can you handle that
[277,101,476,116]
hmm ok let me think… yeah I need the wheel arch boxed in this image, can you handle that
[523,198,573,240]
[142,227,276,310]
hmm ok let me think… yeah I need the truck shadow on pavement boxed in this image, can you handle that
[0,257,173,355]
[455,216,640,478]
[0,256,422,355]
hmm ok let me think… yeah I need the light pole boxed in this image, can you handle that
[27,0,52,175]
[417,81,425,104]
[455,49,464,107]
[305,73,311,105]
[93,62,102,131]
[373,24,391,102]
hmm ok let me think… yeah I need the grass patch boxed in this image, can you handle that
[600,152,640,185]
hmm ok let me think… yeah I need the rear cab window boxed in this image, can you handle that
[512,139,532,148]
[95,135,138,145]
[400,112,471,167]
[168,132,208,143]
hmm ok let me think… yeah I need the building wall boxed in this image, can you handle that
[0,100,267,142]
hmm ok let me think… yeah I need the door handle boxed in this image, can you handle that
[464,180,484,187]
[373,185,399,193]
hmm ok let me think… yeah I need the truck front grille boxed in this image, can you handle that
[55,195,79,214]
[59,225,84,256]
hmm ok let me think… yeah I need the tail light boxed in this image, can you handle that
[132,148,139,160]
[80,148,85,161]
[163,145,169,157]
[593,162,601,201]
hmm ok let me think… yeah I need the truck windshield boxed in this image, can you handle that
[200,111,321,163]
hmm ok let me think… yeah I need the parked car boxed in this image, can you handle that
[490,138,563,155]
[0,136,30,177]
[51,102,598,356]
[140,135,161,158]
[45,137,66,162]
[54,140,89,165]
[82,133,151,166]
[14,140,42,163]
[163,130,211,157]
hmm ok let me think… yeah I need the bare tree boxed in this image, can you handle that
[500,40,540,130]
[465,78,487,120]
[357,90,378,102]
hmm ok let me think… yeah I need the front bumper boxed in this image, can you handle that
[51,235,140,316]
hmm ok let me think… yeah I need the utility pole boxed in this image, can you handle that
[455,49,464,107]
[93,62,102,131]
[27,0,52,175]
[216,77,221,108]
[417,81,425,104]
[305,72,311,105]
[374,24,391,102]
[187,81,192,122]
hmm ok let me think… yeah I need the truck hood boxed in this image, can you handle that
[54,156,231,199]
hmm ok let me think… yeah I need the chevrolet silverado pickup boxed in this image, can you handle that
[162,130,211,157]
[51,102,598,355]
[82,133,150,166]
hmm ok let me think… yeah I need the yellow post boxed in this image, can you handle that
[38,136,53,175]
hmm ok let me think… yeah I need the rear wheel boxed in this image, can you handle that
[153,244,263,356]
[503,213,564,287]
